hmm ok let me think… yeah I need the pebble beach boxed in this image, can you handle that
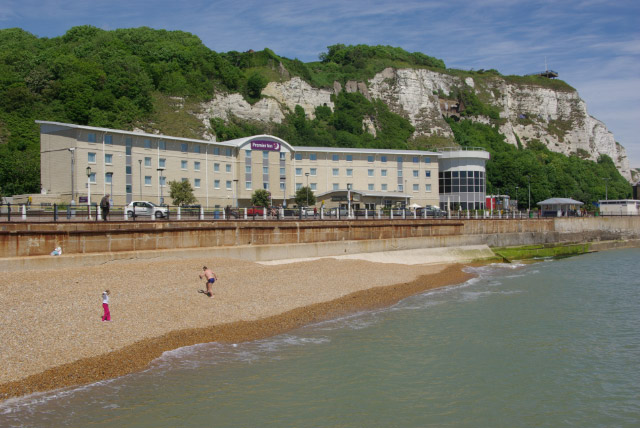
[0,255,473,400]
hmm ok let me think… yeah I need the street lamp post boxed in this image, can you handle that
[280,176,286,208]
[527,175,531,212]
[68,148,75,203]
[107,172,113,205]
[347,183,352,218]
[157,167,165,205]
[233,179,238,207]
[86,166,92,219]
[138,159,142,200]
[305,172,310,207]
[404,179,407,208]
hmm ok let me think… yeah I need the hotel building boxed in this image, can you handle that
[37,121,488,211]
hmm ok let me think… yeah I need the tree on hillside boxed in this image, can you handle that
[168,180,197,206]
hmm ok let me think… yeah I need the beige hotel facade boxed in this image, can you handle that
[37,121,489,210]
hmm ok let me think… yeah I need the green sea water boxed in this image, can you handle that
[2,248,639,427]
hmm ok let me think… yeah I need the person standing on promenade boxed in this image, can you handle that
[199,266,218,298]
[100,194,110,221]
[101,290,111,321]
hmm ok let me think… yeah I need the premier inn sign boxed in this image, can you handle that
[251,140,281,151]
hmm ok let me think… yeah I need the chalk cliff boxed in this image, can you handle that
[198,69,631,181]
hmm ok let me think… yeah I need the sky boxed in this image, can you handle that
[2,0,639,169]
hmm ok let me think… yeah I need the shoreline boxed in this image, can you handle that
[0,264,473,401]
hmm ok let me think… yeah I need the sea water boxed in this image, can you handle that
[2,248,639,427]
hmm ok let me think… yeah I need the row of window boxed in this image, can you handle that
[294,153,432,164]
[293,168,432,178]
[87,133,235,156]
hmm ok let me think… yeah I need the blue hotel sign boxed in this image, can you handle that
[251,140,281,151]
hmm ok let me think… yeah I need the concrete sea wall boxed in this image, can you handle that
[0,217,638,270]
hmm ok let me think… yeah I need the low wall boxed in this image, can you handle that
[0,217,638,261]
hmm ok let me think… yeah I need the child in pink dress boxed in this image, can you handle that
[102,290,111,321]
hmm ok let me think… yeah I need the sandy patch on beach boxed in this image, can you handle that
[0,255,473,400]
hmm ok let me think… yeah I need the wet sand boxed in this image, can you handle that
[0,256,473,400]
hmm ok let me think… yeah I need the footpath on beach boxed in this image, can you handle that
[0,246,488,400]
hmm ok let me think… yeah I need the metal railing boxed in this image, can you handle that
[1,203,599,223]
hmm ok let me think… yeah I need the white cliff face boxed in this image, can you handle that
[196,68,631,181]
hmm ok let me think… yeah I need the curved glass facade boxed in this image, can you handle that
[439,170,486,210]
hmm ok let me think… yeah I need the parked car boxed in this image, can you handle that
[126,201,168,218]
[300,207,316,216]
[245,207,264,216]
[417,205,445,217]
[329,207,349,217]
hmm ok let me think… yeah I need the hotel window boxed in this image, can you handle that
[144,157,151,167]
[226,181,232,190]
[194,145,201,154]
[381,184,387,191]
[332,168,339,176]
[213,147,220,155]
[263,151,269,159]
[398,170,403,177]
[310,153,317,161]
[214,180,220,189]
[368,183,374,191]
[225,148,232,157]
[425,184,432,192]
[88,152,96,163]
[105,173,112,184]
[425,170,431,178]
[280,167,285,176]
[368,169,374,177]
[413,170,419,178]
[226,164,231,173]
[413,156,419,163]
[89,173,96,183]
[398,184,404,192]
[263,183,269,190]
[332,154,339,162]
[181,160,188,170]
[159,158,166,168]
[346,169,353,177]
[295,153,302,161]
[424,157,431,163]
[413,184,419,192]
[381,156,387,163]
[159,176,166,186]
[381,169,387,177]
[245,149,251,159]
[181,143,188,153]
[145,176,151,186]
[246,166,252,174]
[126,137,132,155]
[194,178,201,188]
[144,139,151,149]
[194,161,200,171]
[296,183,302,190]
[397,156,403,163]
[245,181,252,189]
[263,166,269,174]
[214,163,220,172]
[159,140,166,150]
[181,178,188,183]
[280,152,286,160]
[296,168,302,176]
[88,133,96,143]
[105,135,113,145]
[310,183,317,191]
[367,155,374,163]
[310,168,317,176]
[346,155,353,162]
[280,182,286,190]
[104,154,113,164]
